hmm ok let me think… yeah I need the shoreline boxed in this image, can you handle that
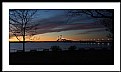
[9,41,113,43]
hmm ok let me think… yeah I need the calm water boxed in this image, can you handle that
[10,42,112,52]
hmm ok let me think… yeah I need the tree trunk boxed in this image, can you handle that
[23,27,25,52]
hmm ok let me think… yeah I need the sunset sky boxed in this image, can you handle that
[9,10,113,41]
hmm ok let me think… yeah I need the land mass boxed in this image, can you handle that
[10,49,114,65]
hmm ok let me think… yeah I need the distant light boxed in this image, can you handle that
[98,43,100,44]
[107,43,110,45]
[102,39,104,40]
[98,39,99,40]
[94,39,95,40]
[108,39,110,40]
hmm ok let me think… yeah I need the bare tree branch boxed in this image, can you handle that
[9,9,38,52]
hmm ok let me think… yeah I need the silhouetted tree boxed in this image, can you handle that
[66,10,113,38]
[9,9,38,52]
[98,18,113,38]
[50,46,62,51]
[66,10,113,19]
[68,46,77,51]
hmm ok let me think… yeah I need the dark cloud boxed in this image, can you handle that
[9,12,106,36]
[31,22,105,35]
[77,28,106,35]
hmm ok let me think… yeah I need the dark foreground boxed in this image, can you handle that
[9,49,114,65]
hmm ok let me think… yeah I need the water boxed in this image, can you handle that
[10,42,112,52]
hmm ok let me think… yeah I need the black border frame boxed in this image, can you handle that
[1,1,120,72]
[9,9,114,65]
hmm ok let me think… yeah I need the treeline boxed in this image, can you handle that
[13,45,112,53]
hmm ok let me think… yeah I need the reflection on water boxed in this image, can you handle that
[10,42,112,52]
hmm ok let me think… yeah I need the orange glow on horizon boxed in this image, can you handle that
[9,35,82,41]
[9,36,56,41]
[9,35,109,41]
[9,32,109,41]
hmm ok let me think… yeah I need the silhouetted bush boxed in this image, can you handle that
[43,49,49,51]
[30,50,37,52]
[50,46,62,51]
[68,46,77,51]
[88,48,96,51]
[78,48,85,51]
[101,48,108,51]
[17,50,23,52]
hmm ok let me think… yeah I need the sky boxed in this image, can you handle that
[9,9,113,41]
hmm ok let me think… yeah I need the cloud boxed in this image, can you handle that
[77,28,106,35]
[9,13,105,37]
[30,22,105,35]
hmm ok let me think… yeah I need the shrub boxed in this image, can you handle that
[30,50,37,52]
[68,46,77,51]
[43,49,49,51]
[17,50,23,52]
[50,46,62,51]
